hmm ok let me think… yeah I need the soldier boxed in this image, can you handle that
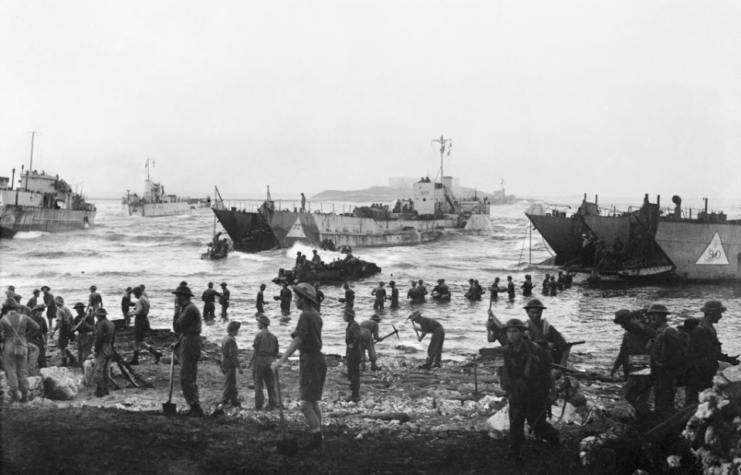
[684,300,740,405]
[0,298,40,402]
[220,321,243,408]
[522,299,570,375]
[121,287,135,327]
[409,310,445,370]
[417,280,428,302]
[28,305,48,369]
[499,318,560,461]
[371,281,387,310]
[556,271,565,291]
[313,283,325,313]
[407,281,420,303]
[311,249,322,266]
[41,286,57,328]
[610,309,655,416]
[129,286,162,365]
[219,282,230,320]
[360,314,381,371]
[506,276,515,300]
[279,282,292,315]
[341,282,355,309]
[256,283,268,313]
[432,279,451,301]
[93,308,115,397]
[13,295,31,316]
[50,296,76,367]
[88,285,103,314]
[72,301,96,364]
[490,277,501,302]
[541,275,550,295]
[343,308,362,402]
[464,278,480,301]
[26,289,41,310]
[388,281,399,309]
[521,275,533,297]
[172,283,205,417]
[202,282,219,322]
[272,283,327,451]
[646,303,683,417]
[247,314,279,410]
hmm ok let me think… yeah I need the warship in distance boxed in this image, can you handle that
[212,136,492,252]
[122,158,210,217]
[0,132,96,239]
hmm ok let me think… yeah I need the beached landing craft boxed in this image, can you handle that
[212,136,492,252]
[122,158,210,217]
[0,133,96,239]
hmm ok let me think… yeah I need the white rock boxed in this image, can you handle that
[40,367,82,401]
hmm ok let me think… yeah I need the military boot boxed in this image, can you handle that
[128,351,140,366]
[370,362,380,371]
[20,391,29,403]
[149,347,163,364]
[185,403,205,417]
[302,432,324,451]
[94,385,106,397]
[419,358,432,370]
[61,358,68,367]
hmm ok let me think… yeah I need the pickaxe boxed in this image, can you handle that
[376,324,399,343]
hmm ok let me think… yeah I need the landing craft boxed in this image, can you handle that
[0,133,96,238]
[212,136,493,252]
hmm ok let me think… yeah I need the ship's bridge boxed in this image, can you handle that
[413,176,457,215]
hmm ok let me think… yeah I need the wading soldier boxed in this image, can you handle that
[93,308,115,397]
[88,285,103,314]
[685,300,740,405]
[1,299,40,403]
[202,282,219,322]
[272,283,327,451]
[521,275,533,297]
[360,314,381,371]
[506,276,515,300]
[256,283,268,313]
[219,282,230,320]
[499,318,560,461]
[220,321,243,407]
[343,308,362,402]
[647,303,683,417]
[247,314,279,410]
[610,309,655,416]
[314,283,325,313]
[121,287,135,327]
[522,299,570,376]
[371,282,386,310]
[51,296,76,367]
[41,286,57,328]
[409,310,445,370]
[72,301,96,364]
[407,281,419,303]
[341,282,355,309]
[388,281,399,309]
[172,283,205,417]
[129,286,162,365]
[417,280,428,302]
[490,277,501,302]
[279,282,292,315]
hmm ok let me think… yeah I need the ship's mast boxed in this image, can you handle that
[26,131,39,188]
[145,157,154,180]
[431,135,452,184]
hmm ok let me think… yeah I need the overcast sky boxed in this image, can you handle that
[1,0,740,202]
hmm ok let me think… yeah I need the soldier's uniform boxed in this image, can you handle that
[388,282,399,308]
[220,322,241,406]
[500,319,560,459]
[648,304,683,416]
[359,317,381,371]
[173,285,203,414]
[345,310,362,402]
[611,311,655,415]
[93,309,115,397]
[250,316,279,410]
[202,284,219,322]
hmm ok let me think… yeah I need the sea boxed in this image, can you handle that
[2,198,740,371]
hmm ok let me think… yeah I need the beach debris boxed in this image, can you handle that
[40,367,83,401]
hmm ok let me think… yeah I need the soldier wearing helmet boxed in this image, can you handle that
[272,282,327,451]
[50,296,76,367]
[684,300,740,406]
[172,283,205,417]
[522,299,570,375]
[610,309,655,416]
[343,308,362,402]
[360,314,382,371]
[499,318,560,460]
[646,303,683,417]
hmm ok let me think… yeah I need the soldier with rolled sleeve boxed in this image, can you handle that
[93,308,115,397]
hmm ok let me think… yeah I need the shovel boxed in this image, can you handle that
[274,369,298,456]
[162,351,177,416]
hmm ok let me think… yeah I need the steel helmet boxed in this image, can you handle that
[503,318,527,331]
[523,299,547,310]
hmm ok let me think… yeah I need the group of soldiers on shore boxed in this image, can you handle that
[3,280,737,460]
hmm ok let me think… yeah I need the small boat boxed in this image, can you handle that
[272,256,381,286]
